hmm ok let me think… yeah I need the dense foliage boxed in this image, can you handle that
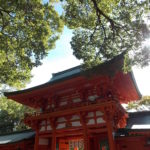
[0,0,64,88]
[0,97,33,134]
[62,0,150,69]
[0,0,149,87]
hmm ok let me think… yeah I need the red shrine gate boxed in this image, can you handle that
[4,55,141,150]
[26,100,127,150]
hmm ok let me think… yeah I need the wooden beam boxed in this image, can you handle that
[39,126,107,138]
[87,128,107,134]
[25,101,118,121]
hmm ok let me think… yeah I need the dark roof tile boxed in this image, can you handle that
[0,130,35,144]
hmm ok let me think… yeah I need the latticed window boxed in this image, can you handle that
[69,139,84,150]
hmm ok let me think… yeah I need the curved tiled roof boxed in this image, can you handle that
[4,53,141,107]
[4,53,140,97]
[0,130,35,144]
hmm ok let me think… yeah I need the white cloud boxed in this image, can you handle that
[26,55,81,88]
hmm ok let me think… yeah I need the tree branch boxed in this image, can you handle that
[0,7,14,18]
[91,0,121,37]
[0,8,11,14]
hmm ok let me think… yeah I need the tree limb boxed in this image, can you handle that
[91,0,121,37]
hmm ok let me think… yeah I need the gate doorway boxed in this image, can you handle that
[99,140,109,150]
[59,139,84,150]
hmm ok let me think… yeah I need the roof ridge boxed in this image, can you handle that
[52,65,81,77]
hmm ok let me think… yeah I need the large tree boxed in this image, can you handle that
[0,0,64,133]
[0,0,64,88]
[63,0,150,69]
[0,0,149,89]
[0,96,34,134]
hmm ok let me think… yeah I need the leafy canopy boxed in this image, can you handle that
[62,0,150,69]
[0,0,149,89]
[0,96,34,134]
[0,0,64,88]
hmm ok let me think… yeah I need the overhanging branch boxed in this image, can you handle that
[91,0,121,37]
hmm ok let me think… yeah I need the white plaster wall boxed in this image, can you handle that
[40,126,45,131]
[60,101,68,106]
[72,98,81,103]
[96,111,103,116]
[87,119,95,125]
[47,125,52,130]
[57,117,66,122]
[87,112,94,117]
[56,123,66,129]
[88,95,98,101]
[97,117,105,124]
[39,138,49,145]
[72,121,82,127]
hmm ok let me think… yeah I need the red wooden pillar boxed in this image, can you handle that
[106,120,115,150]
[50,118,56,150]
[103,107,116,150]
[34,131,39,150]
[33,121,40,150]
[80,113,89,150]
[83,129,89,150]
[51,132,56,150]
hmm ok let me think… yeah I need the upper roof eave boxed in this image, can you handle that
[129,71,142,99]
[4,53,141,99]
[4,68,81,97]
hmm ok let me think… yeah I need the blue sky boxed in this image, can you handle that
[46,27,73,61]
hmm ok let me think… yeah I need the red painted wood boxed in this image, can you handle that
[7,71,140,109]
[3,65,142,150]
[59,139,69,150]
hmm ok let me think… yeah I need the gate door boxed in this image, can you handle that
[100,140,109,150]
